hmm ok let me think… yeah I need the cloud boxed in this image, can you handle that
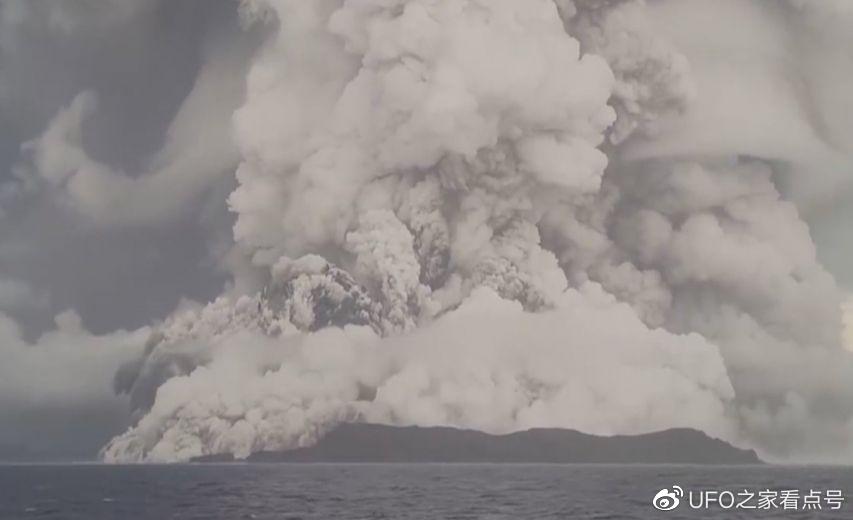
[10,23,255,228]
[843,297,853,352]
[622,0,853,205]
[0,310,146,459]
[102,285,735,462]
[0,277,48,312]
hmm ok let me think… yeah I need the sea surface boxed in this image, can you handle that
[0,464,851,519]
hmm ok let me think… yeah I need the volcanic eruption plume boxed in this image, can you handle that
[88,0,853,463]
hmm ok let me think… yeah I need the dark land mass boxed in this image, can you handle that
[194,423,762,464]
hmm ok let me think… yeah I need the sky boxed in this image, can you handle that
[0,0,852,463]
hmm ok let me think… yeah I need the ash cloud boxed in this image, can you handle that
[1,0,852,463]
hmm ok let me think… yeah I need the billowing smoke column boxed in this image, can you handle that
[102,0,853,463]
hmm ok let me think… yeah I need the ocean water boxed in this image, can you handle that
[0,464,851,519]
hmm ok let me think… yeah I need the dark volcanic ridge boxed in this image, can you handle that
[194,423,762,464]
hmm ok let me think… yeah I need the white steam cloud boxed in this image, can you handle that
[103,286,734,463]
[2,0,852,464]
